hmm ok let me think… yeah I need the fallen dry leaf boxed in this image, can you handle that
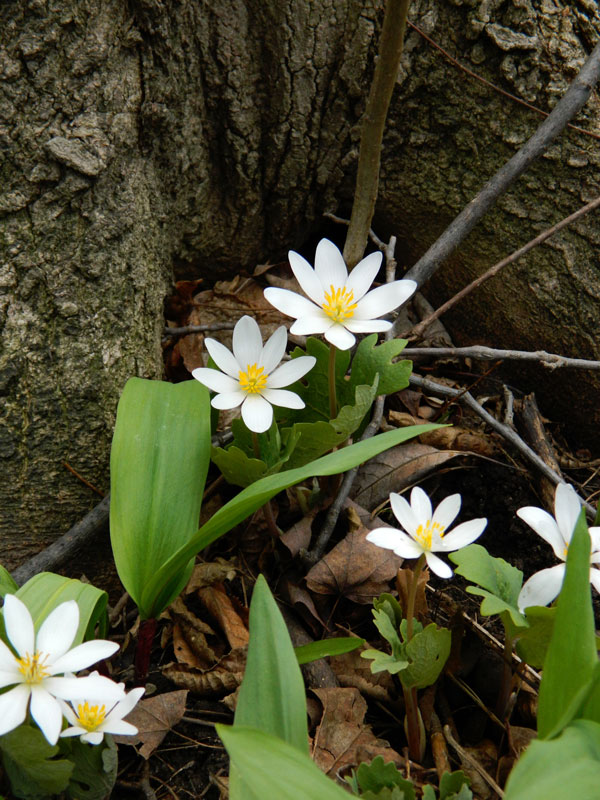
[352,442,461,510]
[163,647,247,698]
[306,528,402,604]
[329,647,395,703]
[280,508,319,557]
[388,411,497,456]
[184,559,238,593]
[312,687,402,776]
[197,583,249,650]
[116,690,188,760]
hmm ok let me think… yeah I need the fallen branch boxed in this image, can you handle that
[406,195,600,340]
[401,345,600,371]
[392,38,600,303]
[163,322,236,338]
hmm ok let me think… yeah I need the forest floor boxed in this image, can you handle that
[37,267,600,800]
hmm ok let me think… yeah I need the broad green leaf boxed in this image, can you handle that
[294,637,364,665]
[15,573,108,644]
[515,606,556,669]
[354,755,415,799]
[464,588,526,628]
[218,725,351,800]
[371,603,403,658]
[234,576,308,753]
[110,378,212,619]
[211,446,269,488]
[504,719,600,800]
[63,736,118,800]
[449,545,526,627]
[439,770,472,799]
[361,788,406,800]
[0,566,17,597]
[374,593,404,627]
[400,623,451,690]
[141,424,440,615]
[331,379,378,437]
[361,648,409,675]
[0,724,73,799]
[287,338,351,423]
[537,510,597,739]
[349,334,412,398]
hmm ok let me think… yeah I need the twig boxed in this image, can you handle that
[407,20,600,141]
[343,0,411,267]
[443,724,505,797]
[408,373,595,518]
[401,345,600,371]
[63,461,105,497]
[164,322,236,338]
[392,38,600,303]
[407,195,600,339]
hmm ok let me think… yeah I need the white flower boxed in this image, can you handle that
[366,487,487,578]
[0,595,124,745]
[192,315,316,433]
[263,238,417,350]
[60,676,145,745]
[517,483,600,611]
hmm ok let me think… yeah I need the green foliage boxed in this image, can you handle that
[14,573,109,644]
[348,334,411,397]
[537,510,600,739]
[110,378,212,619]
[504,720,600,800]
[218,726,351,800]
[514,606,556,669]
[346,755,415,799]
[294,637,364,665]
[63,736,118,800]
[399,623,451,690]
[139,424,439,617]
[0,725,73,799]
[287,338,351,422]
[0,566,17,597]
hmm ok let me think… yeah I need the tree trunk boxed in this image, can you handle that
[0,0,380,564]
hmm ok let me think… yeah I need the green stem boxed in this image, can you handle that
[328,344,338,420]
[343,0,411,268]
[402,553,426,761]
[252,431,280,538]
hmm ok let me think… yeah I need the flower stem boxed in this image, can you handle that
[402,554,426,761]
[252,431,280,538]
[134,617,157,685]
[328,344,338,420]
[404,553,426,641]
[496,630,515,719]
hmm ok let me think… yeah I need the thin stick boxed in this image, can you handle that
[443,725,505,797]
[408,196,600,339]
[343,0,411,267]
[401,345,600,371]
[392,38,600,303]
[409,373,595,517]
[164,322,236,338]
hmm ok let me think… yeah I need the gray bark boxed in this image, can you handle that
[0,0,380,564]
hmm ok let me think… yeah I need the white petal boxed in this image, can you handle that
[314,239,348,290]
[344,251,382,301]
[30,686,63,745]
[3,595,35,657]
[101,719,138,737]
[437,518,487,551]
[424,552,453,579]
[82,730,104,745]
[389,492,419,536]
[241,395,273,433]
[262,389,305,409]
[353,280,416,320]
[232,316,263,370]
[288,251,324,304]
[60,725,88,739]
[36,600,79,662]
[366,528,423,559]
[50,640,119,675]
[192,368,239,394]
[259,326,287,375]
[211,391,246,410]
[410,487,433,526]
[58,699,79,726]
[104,687,145,723]
[589,527,600,553]
[290,315,333,335]
[267,356,316,388]
[344,319,392,333]
[0,685,30,736]
[204,338,241,378]
[0,637,21,673]
[263,287,320,320]
[432,494,461,531]
[554,483,581,543]
[516,507,565,559]
[323,324,356,350]
[518,564,565,611]
[45,674,126,702]
[590,568,600,595]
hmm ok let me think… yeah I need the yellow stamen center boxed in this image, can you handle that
[239,363,267,394]
[17,652,50,684]
[415,520,445,550]
[322,285,357,324]
[76,701,107,732]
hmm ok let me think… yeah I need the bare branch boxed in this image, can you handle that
[402,345,600,371]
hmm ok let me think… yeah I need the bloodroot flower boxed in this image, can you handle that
[517,482,600,611]
[263,238,417,350]
[60,677,145,745]
[0,596,123,744]
[192,315,316,433]
[366,487,487,578]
